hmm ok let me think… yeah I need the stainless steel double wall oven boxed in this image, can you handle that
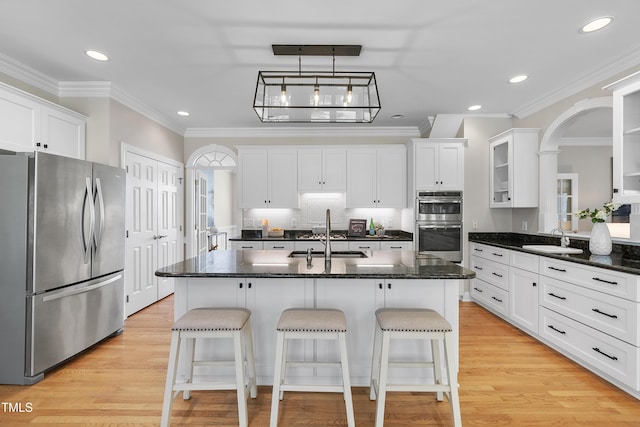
[415,191,463,262]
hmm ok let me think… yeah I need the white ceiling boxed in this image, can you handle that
[1,0,639,135]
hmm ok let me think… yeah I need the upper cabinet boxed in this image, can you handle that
[412,138,465,192]
[346,145,406,208]
[238,147,298,208]
[0,82,86,159]
[489,128,539,208]
[606,72,640,203]
[298,147,346,192]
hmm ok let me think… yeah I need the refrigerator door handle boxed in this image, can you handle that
[94,177,105,253]
[82,176,95,263]
[41,274,122,303]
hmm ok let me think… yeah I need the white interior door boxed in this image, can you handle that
[157,162,182,299]
[196,170,208,255]
[125,151,158,315]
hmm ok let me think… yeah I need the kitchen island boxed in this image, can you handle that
[156,249,475,386]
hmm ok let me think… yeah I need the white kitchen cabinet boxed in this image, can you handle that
[238,147,298,208]
[230,241,264,250]
[346,145,406,208]
[0,82,86,159]
[489,128,539,208]
[297,147,346,192]
[470,242,510,318]
[348,240,380,251]
[263,241,294,250]
[509,251,539,335]
[412,138,465,191]
[380,240,413,251]
[605,72,640,203]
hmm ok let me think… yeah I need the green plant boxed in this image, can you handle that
[574,201,619,223]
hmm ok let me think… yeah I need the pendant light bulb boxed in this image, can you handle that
[313,81,320,106]
[280,83,287,103]
[347,80,353,104]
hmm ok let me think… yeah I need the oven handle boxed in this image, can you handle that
[417,224,462,229]
[417,199,462,204]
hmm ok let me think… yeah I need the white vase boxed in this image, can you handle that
[589,222,612,256]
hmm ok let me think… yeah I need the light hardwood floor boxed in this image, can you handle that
[1,296,639,426]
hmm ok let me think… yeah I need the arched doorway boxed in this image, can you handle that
[185,145,238,258]
[538,97,613,233]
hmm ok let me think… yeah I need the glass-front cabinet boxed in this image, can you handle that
[557,173,578,231]
[606,71,640,203]
[489,128,539,208]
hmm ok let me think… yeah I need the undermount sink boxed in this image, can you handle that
[288,250,368,258]
[522,245,583,254]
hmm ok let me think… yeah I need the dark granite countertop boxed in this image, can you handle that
[155,250,475,280]
[469,232,640,275]
[230,229,413,242]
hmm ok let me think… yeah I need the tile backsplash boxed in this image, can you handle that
[242,193,410,231]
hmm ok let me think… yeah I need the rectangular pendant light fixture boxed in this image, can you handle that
[253,45,381,123]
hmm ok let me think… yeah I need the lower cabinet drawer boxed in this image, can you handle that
[471,257,509,291]
[540,276,639,346]
[539,307,640,390]
[471,278,509,317]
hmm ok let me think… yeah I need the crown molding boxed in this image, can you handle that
[0,52,59,94]
[58,81,185,135]
[184,126,422,138]
[512,43,640,119]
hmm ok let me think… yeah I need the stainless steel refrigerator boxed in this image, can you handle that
[0,151,125,384]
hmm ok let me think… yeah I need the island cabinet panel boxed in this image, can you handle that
[315,279,379,384]
[171,274,461,387]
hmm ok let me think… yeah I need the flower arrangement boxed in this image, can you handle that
[574,201,619,223]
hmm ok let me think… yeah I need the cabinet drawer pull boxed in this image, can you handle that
[474,266,483,271]
[491,272,503,278]
[491,296,503,303]
[492,252,503,257]
[474,248,483,252]
[239,282,243,289]
[592,308,618,319]
[241,246,253,249]
[248,282,252,289]
[473,287,483,293]
[592,347,618,361]
[548,266,567,272]
[272,246,285,249]
[592,277,618,285]
[547,325,566,335]
[548,292,566,300]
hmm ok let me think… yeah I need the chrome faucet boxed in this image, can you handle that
[551,228,570,248]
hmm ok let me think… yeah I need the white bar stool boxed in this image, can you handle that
[161,307,257,427]
[369,308,461,427]
[270,308,355,427]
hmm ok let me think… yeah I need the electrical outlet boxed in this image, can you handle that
[472,220,478,230]
[522,221,528,231]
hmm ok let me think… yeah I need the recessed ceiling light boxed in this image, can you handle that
[468,105,482,111]
[390,114,404,119]
[580,16,613,33]
[509,75,528,84]
[177,111,190,116]
[85,50,109,61]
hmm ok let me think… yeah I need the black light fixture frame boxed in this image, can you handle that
[253,45,381,123]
